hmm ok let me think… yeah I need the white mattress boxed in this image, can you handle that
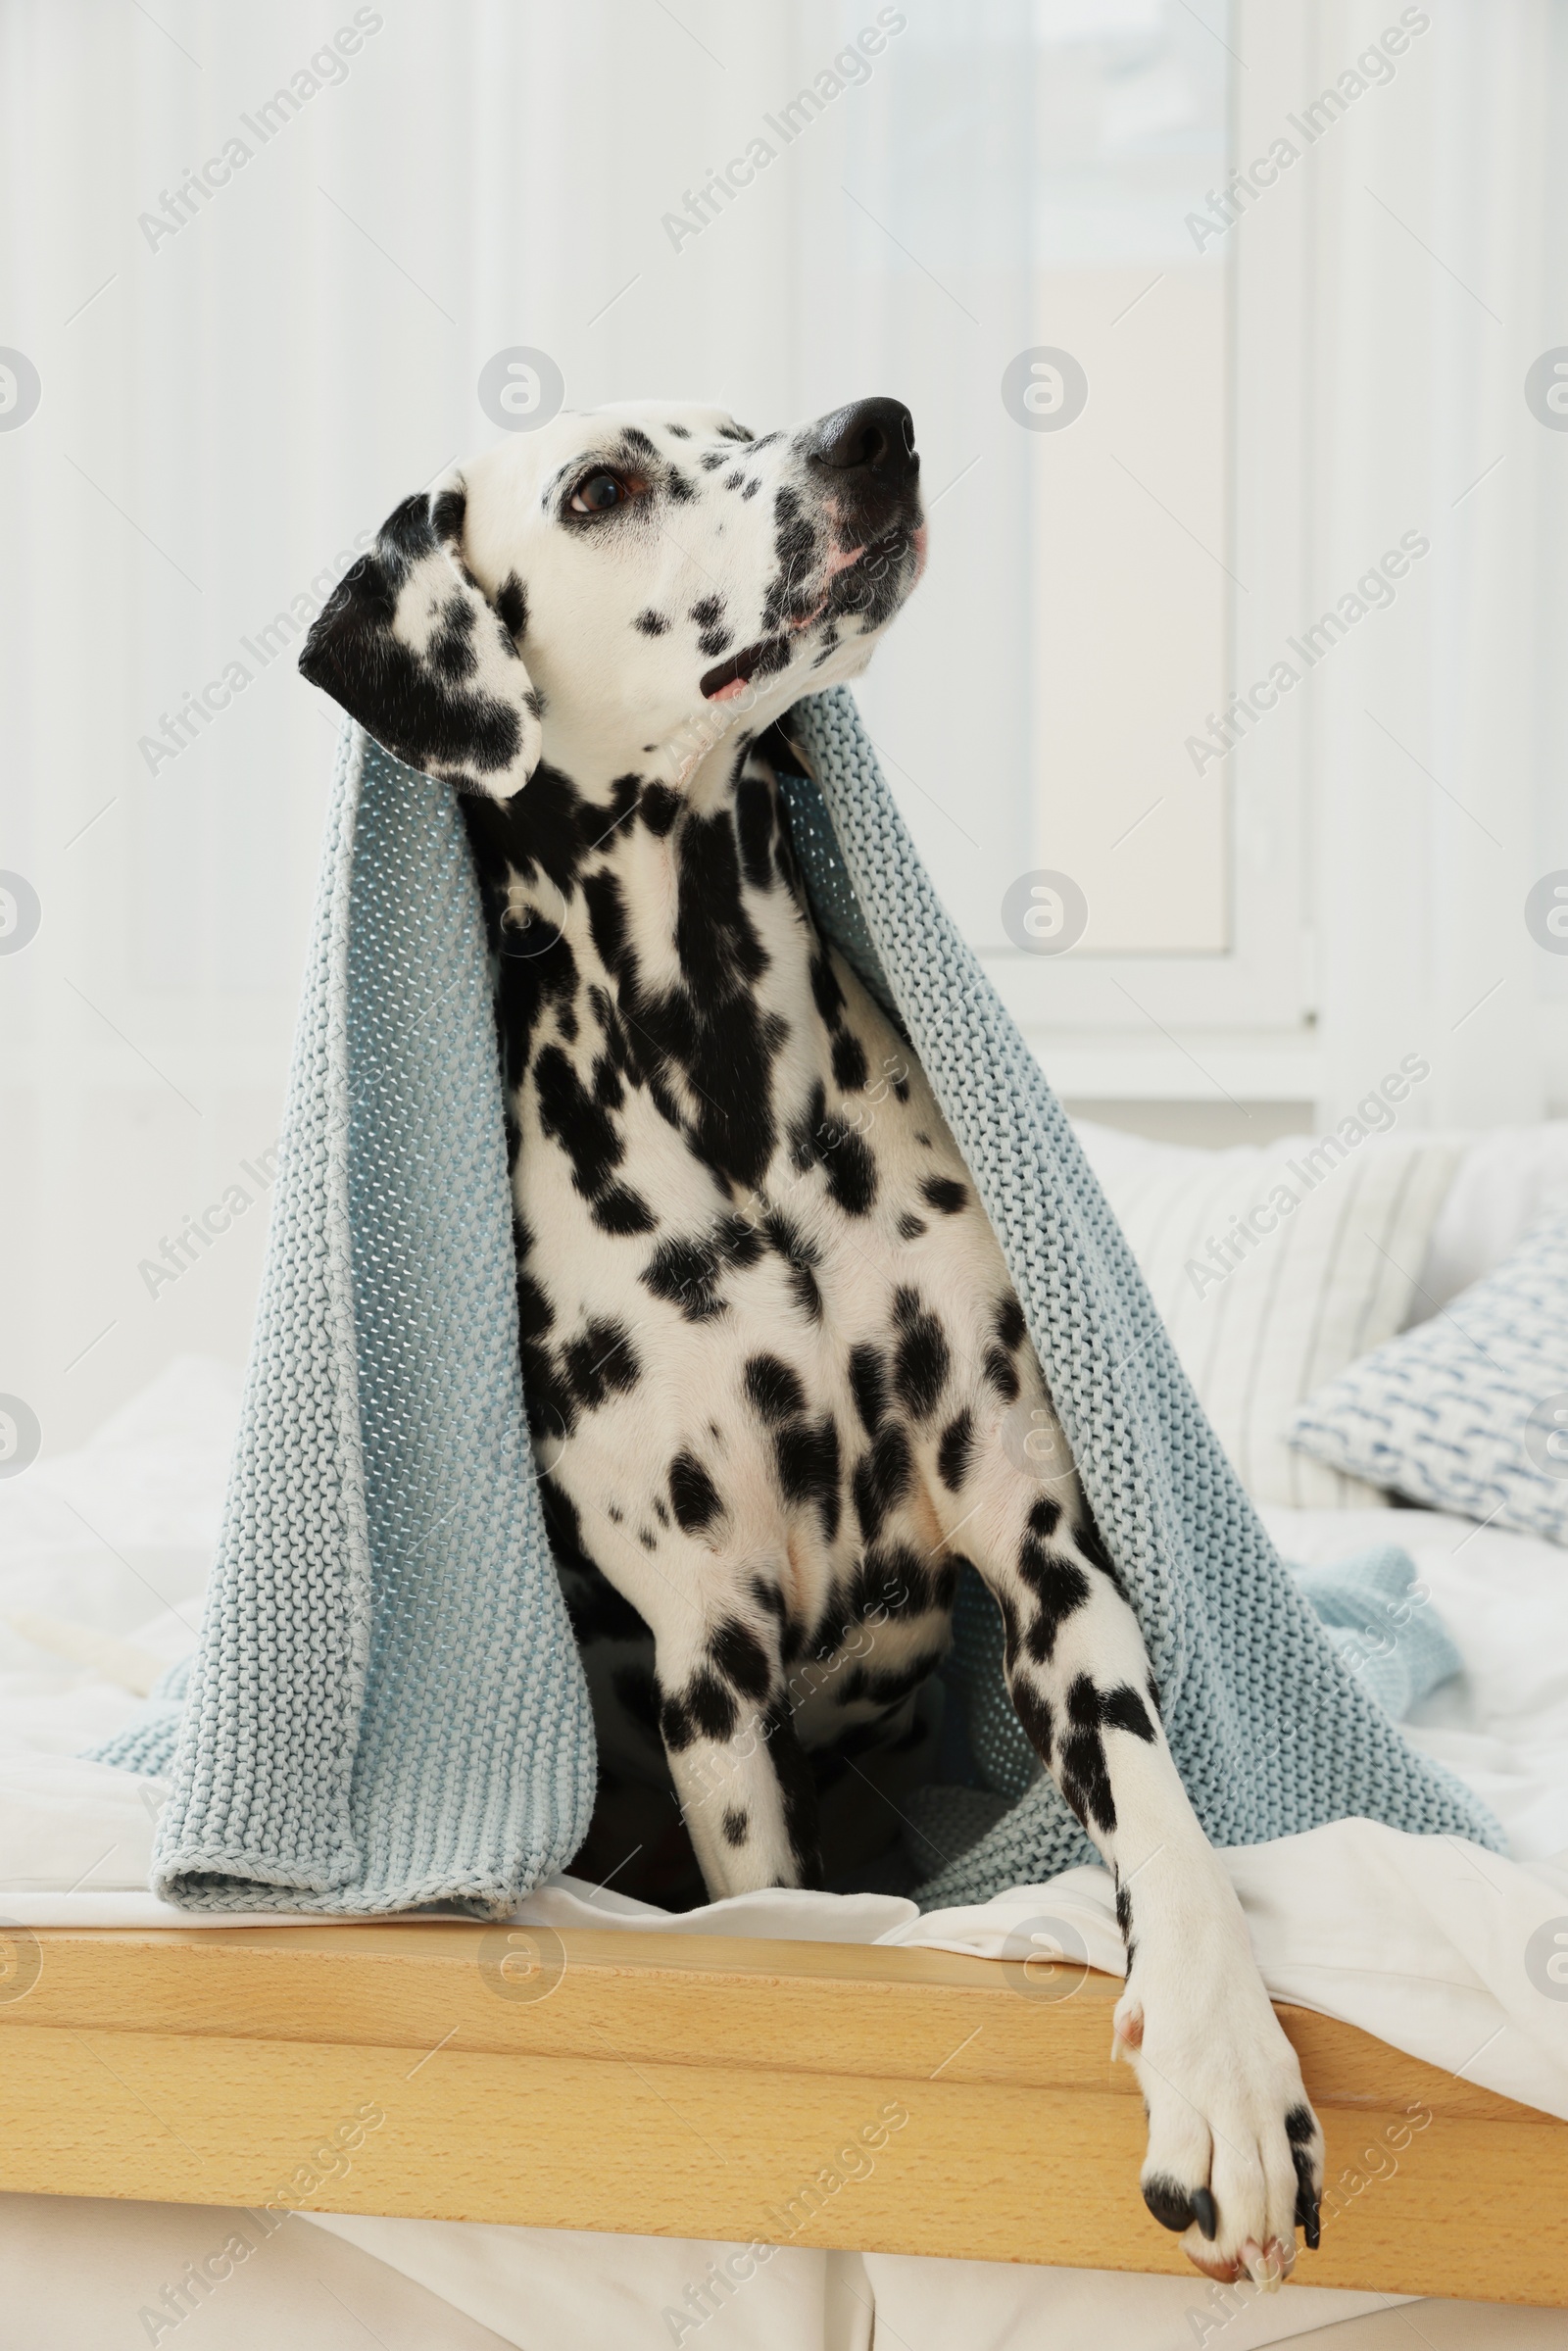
[4,1357,1567,2348]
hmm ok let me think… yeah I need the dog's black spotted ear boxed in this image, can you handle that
[299,469,542,800]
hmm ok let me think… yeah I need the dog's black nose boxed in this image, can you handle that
[807,397,918,485]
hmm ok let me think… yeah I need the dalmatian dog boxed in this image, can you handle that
[299,395,1322,2286]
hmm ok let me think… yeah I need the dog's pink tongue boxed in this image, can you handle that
[708,677,753,703]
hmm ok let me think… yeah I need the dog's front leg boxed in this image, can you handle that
[644,1587,823,1899]
[958,1459,1324,2287]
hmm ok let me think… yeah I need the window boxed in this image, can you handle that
[843,0,1313,1071]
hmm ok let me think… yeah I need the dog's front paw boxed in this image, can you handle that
[1112,1888,1323,2285]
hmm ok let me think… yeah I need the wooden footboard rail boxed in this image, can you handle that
[2,1922,1564,2307]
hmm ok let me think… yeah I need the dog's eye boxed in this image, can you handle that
[569,470,627,515]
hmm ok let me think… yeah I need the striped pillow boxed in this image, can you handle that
[1074,1121,1462,1507]
[1287,1211,1568,1541]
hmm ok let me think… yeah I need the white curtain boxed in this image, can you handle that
[1300,0,1568,1130]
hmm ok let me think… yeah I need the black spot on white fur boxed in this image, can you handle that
[669,1451,722,1533]
[746,1352,807,1424]
[892,1287,949,1421]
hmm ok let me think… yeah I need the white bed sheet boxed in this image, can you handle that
[4,1359,1567,2348]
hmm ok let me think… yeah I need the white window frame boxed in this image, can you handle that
[978,3,1319,1104]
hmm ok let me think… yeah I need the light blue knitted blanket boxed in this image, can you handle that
[92,694,1501,1913]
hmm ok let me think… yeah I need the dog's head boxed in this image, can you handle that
[298,397,925,799]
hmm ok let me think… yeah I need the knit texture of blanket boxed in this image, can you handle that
[91,692,1502,1913]
[111,719,598,1911]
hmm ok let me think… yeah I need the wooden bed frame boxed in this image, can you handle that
[3,1921,1565,2310]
